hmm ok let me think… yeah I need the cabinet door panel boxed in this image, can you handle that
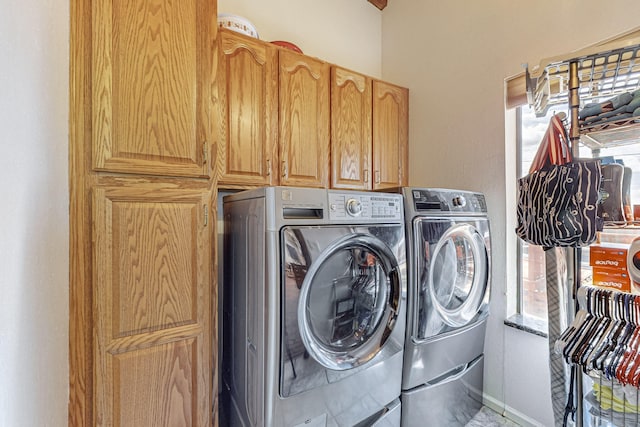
[279,50,330,188]
[93,186,212,426]
[218,30,278,186]
[113,339,199,427]
[331,67,372,190]
[92,0,213,178]
[372,81,409,190]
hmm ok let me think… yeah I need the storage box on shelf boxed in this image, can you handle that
[591,267,631,292]
[590,243,631,292]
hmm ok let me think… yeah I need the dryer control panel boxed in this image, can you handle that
[328,192,403,221]
[411,188,487,214]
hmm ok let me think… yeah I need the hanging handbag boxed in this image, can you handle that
[516,113,602,248]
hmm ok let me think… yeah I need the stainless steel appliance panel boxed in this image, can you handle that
[222,195,266,427]
[412,217,491,341]
[398,187,491,426]
[401,355,484,427]
[402,317,487,391]
[281,225,404,395]
[223,187,406,427]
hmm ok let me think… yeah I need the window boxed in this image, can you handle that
[516,105,561,322]
[517,104,640,324]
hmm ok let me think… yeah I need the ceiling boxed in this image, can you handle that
[368,0,387,10]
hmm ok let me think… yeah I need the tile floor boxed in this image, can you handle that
[465,406,520,427]
[219,396,521,426]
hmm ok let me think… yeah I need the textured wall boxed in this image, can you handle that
[0,1,69,426]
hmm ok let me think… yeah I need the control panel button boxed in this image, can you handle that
[346,198,363,216]
[452,195,466,208]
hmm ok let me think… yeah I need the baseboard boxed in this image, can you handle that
[482,393,547,427]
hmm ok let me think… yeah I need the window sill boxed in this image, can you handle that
[504,314,548,338]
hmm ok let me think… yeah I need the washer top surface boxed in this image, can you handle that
[402,187,487,217]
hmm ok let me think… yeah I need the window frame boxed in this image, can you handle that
[516,106,524,316]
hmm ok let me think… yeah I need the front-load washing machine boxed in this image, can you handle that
[399,188,491,427]
[221,187,406,427]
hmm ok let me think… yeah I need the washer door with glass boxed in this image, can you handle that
[414,218,490,341]
[280,225,404,397]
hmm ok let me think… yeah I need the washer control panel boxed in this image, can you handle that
[328,192,403,221]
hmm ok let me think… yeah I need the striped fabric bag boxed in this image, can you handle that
[516,113,602,248]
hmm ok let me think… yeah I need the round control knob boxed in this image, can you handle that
[345,198,363,216]
[452,195,466,208]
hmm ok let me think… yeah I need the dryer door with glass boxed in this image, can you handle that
[280,225,404,397]
[414,217,490,341]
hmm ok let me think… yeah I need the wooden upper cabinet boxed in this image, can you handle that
[92,0,215,178]
[279,50,330,188]
[331,67,372,190]
[372,80,409,190]
[217,29,278,186]
[92,185,212,427]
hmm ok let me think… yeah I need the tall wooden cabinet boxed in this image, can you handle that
[70,0,217,425]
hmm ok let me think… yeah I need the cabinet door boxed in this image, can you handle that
[279,50,330,188]
[331,67,372,190]
[92,0,214,178]
[218,30,278,186]
[372,80,409,190]
[93,186,212,427]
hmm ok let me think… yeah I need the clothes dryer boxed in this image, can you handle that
[399,188,491,427]
[222,187,406,427]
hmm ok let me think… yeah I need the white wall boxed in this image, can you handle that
[0,1,69,426]
[381,1,640,425]
[217,0,382,77]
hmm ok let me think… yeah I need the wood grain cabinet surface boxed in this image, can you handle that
[92,0,214,178]
[331,67,373,190]
[217,29,278,187]
[331,68,409,191]
[217,32,408,191]
[92,185,212,427]
[71,0,217,425]
[278,49,331,188]
[372,80,409,190]
[217,29,331,189]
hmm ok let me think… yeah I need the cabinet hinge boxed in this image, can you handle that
[203,205,209,227]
